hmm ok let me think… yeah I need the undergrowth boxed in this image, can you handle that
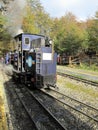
[76,63,98,72]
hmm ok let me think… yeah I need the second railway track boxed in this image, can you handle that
[41,87,98,122]
[57,71,98,87]
[29,88,98,129]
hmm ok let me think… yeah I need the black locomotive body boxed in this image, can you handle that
[12,33,57,88]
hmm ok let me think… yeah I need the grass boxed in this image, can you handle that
[57,76,98,99]
[57,63,98,73]
[76,63,98,72]
[0,84,8,130]
[65,82,98,98]
[0,95,4,130]
[57,64,98,82]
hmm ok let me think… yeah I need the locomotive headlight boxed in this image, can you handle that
[26,56,33,67]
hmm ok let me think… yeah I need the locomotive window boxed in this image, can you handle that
[25,38,29,44]
[32,39,41,48]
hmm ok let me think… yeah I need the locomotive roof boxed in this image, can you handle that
[14,33,46,39]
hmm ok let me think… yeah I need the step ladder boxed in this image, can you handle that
[36,52,42,87]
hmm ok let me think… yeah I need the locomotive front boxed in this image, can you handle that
[13,33,57,88]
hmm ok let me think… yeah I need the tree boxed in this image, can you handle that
[23,0,52,36]
[86,12,98,52]
[0,11,11,40]
[51,12,88,55]
[0,1,14,52]
[0,13,12,53]
[22,6,39,33]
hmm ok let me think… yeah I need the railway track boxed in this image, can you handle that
[40,87,98,123]
[57,71,98,87]
[5,82,38,130]
[6,81,92,129]
[2,70,66,130]
[30,89,94,129]
[2,68,98,129]
[4,75,37,130]
[14,85,66,130]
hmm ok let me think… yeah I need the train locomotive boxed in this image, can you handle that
[12,33,57,88]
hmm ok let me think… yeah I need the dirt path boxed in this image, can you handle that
[0,64,8,130]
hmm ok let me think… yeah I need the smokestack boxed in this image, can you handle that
[16,28,24,35]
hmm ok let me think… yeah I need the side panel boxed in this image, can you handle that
[41,53,57,76]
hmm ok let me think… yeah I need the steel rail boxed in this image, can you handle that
[40,88,98,122]
[26,87,67,130]
[47,85,98,111]
[57,71,98,87]
[13,85,39,130]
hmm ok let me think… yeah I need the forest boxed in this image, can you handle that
[0,0,98,67]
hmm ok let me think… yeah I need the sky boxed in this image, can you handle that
[40,0,98,21]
